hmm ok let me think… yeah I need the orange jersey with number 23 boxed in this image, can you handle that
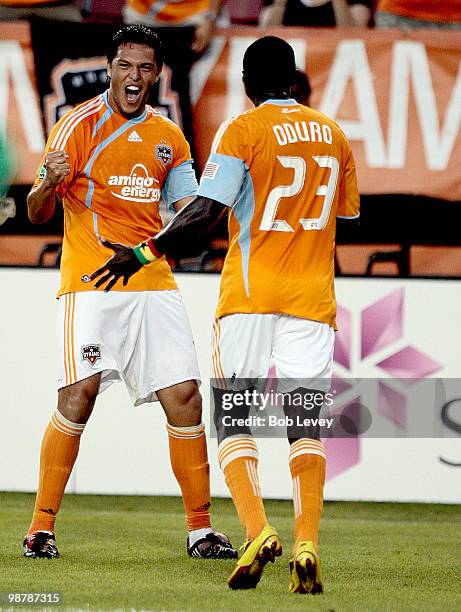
[196,99,360,329]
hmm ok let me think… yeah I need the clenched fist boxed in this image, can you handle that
[43,150,70,186]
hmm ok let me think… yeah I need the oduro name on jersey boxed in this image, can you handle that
[273,120,333,146]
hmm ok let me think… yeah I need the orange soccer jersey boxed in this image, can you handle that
[33,91,197,297]
[378,0,461,23]
[196,99,360,328]
[125,0,210,25]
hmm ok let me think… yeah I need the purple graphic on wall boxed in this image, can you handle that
[328,288,443,481]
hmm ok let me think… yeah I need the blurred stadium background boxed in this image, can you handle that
[0,1,460,609]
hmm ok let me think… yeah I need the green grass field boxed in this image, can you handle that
[0,493,459,611]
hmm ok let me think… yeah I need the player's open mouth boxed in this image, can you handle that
[125,85,141,105]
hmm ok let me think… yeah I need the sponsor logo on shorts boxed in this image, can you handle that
[81,274,91,283]
[155,143,173,166]
[108,163,161,203]
[81,344,101,365]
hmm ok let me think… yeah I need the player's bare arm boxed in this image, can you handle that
[90,196,226,291]
[27,150,69,224]
[156,195,226,255]
[173,195,195,212]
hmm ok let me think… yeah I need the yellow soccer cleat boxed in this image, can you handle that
[227,525,282,590]
[289,540,324,594]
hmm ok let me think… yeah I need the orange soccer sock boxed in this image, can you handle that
[289,439,326,551]
[218,435,267,541]
[167,423,212,531]
[28,409,85,534]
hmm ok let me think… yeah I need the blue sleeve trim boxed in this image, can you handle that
[162,160,198,211]
[196,153,246,208]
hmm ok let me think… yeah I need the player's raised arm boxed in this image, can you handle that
[27,150,69,224]
[90,195,226,291]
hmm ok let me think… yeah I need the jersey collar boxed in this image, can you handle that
[260,98,298,107]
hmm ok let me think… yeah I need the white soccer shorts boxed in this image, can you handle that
[212,313,334,392]
[57,290,201,405]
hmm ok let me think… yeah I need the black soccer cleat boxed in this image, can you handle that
[23,531,60,559]
[187,531,238,560]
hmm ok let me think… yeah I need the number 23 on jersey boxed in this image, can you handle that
[259,155,339,232]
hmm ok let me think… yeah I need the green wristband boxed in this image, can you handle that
[133,245,151,265]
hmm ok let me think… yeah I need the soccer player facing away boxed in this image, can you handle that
[91,36,360,593]
[23,25,237,562]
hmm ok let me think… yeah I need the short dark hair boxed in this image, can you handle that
[243,36,296,97]
[107,25,164,71]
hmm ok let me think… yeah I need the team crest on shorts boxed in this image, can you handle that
[156,143,173,166]
[81,344,101,365]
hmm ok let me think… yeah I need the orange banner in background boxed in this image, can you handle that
[2,23,461,201]
[0,22,44,185]
[193,28,461,201]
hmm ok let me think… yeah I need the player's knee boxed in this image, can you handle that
[212,388,252,445]
[185,386,203,423]
[284,387,323,442]
[57,378,99,424]
[174,384,203,426]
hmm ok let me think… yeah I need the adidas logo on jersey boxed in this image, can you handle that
[128,130,142,142]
